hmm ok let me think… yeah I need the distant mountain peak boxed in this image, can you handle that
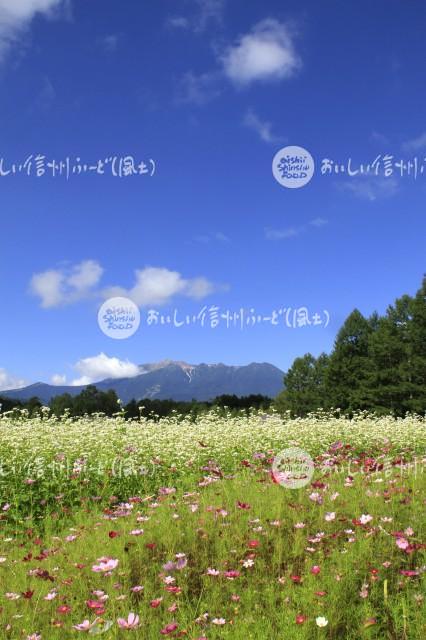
[2,360,284,404]
[139,360,195,373]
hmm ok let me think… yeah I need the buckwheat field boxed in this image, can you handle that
[0,410,425,639]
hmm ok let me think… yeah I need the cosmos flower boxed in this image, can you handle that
[117,613,140,630]
[73,620,93,631]
[92,557,119,573]
[316,616,328,627]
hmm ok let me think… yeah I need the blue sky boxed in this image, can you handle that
[0,0,425,389]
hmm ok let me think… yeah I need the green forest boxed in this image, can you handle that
[275,275,426,416]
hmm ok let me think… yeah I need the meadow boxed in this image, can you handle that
[0,410,425,639]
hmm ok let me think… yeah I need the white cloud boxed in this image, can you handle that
[265,227,301,240]
[167,16,190,30]
[67,260,103,291]
[34,76,56,111]
[105,266,220,306]
[370,130,390,146]
[193,0,225,32]
[221,19,301,86]
[0,368,26,391]
[402,132,426,153]
[30,260,104,308]
[338,176,399,201]
[266,218,328,240]
[31,263,222,309]
[310,217,328,228]
[176,70,221,105]
[194,231,230,244]
[243,108,283,144]
[71,353,140,386]
[167,0,225,33]
[0,0,65,61]
[98,34,120,53]
[51,373,66,385]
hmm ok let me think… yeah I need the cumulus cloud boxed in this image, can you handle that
[31,263,222,309]
[70,353,140,386]
[51,373,66,385]
[105,266,220,307]
[30,260,104,308]
[0,367,26,391]
[221,19,301,86]
[243,108,283,144]
[0,0,65,61]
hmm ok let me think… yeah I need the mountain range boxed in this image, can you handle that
[1,360,285,404]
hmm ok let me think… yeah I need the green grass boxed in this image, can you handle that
[0,443,425,639]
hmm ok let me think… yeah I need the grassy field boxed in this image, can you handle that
[0,410,425,638]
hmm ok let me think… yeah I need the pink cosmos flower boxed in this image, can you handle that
[224,570,240,579]
[117,613,139,630]
[311,566,321,575]
[158,487,176,495]
[212,618,226,625]
[236,501,250,510]
[396,537,409,550]
[360,514,373,525]
[57,605,71,615]
[73,620,93,631]
[92,557,119,573]
[26,635,41,640]
[400,570,418,577]
[150,598,163,608]
[160,622,178,635]
[86,600,105,612]
[325,512,335,521]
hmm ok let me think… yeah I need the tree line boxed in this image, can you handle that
[275,276,426,416]
[0,387,272,419]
